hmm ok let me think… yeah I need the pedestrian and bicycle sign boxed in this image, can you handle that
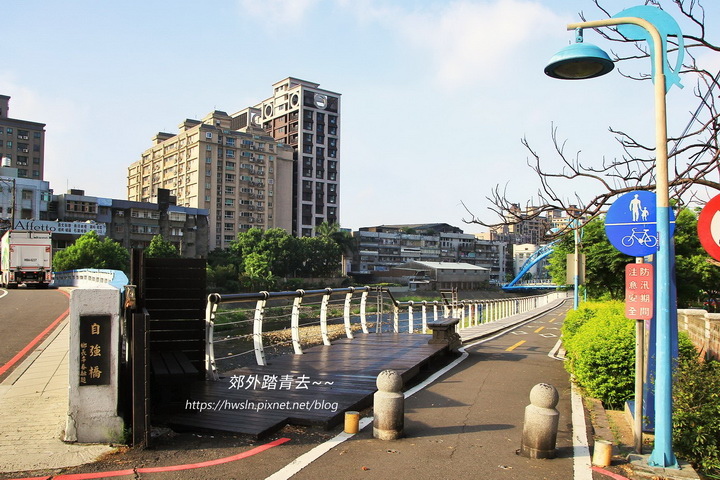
[697,194,720,261]
[605,190,676,257]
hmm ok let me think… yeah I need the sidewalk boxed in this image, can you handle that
[0,319,114,473]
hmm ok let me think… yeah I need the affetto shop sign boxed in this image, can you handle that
[12,219,107,236]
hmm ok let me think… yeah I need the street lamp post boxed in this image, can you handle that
[545,8,681,468]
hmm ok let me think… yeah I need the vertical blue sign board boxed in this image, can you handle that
[606,190,678,433]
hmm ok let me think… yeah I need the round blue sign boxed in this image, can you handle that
[605,190,675,256]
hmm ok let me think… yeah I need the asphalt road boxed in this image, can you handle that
[0,287,69,382]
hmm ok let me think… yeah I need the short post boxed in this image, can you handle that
[593,439,614,467]
[345,411,360,434]
[520,383,560,459]
[373,369,404,440]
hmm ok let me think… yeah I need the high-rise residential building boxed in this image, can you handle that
[128,111,294,251]
[127,77,341,250]
[254,77,341,237]
[0,95,46,181]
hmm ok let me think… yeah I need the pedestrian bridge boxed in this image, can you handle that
[502,243,561,291]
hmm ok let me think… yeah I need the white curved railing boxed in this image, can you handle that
[204,288,568,378]
[52,268,128,291]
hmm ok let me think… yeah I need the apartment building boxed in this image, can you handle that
[127,77,340,250]
[350,224,509,285]
[255,77,341,237]
[52,189,208,257]
[128,111,294,250]
[0,163,52,229]
[0,95,46,181]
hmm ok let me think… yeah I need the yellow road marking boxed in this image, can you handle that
[506,340,526,351]
[549,318,556,323]
[534,326,545,333]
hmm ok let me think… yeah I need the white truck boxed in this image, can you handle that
[0,230,53,289]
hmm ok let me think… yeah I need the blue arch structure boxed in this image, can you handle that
[502,243,558,291]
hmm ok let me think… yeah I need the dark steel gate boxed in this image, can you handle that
[125,250,206,447]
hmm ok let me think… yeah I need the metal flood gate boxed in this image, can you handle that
[126,250,206,447]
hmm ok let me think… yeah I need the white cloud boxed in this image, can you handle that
[391,0,565,88]
[236,0,322,24]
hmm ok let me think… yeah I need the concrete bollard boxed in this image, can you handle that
[373,369,404,440]
[592,439,613,467]
[520,383,560,459]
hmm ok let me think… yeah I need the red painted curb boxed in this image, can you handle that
[591,465,632,479]
[8,437,291,480]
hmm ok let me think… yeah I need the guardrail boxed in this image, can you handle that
[204,288,567,378]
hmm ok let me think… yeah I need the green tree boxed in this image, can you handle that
[299,236,342,277]
[240,251,276,290]
[53,231,129,272]
[145,235,180,258]
[548,217,629,300]
[674,208,720,307]
[548,210,720,305]
[315,221,355,274]
[230,227,302,278]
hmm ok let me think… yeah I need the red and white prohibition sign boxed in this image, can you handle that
[697,194,720,261]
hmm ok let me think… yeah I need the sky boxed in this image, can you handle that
[3,0,719,234]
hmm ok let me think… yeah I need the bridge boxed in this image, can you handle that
[502,242,563,291]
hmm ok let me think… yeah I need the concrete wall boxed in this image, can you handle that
[677,309,720,360]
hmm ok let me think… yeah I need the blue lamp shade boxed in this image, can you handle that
[544,42,615,79]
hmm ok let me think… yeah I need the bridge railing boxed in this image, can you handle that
[205,287,566,378]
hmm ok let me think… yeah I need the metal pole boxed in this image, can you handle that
[566,16,677,467]
[634,257,645,454]
[574,226,580,310]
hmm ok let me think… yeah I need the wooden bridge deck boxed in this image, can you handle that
[155,333,449,438]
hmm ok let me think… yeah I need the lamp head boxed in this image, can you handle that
[545,30,615,80]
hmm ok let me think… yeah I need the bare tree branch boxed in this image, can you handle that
[463,0,720,238]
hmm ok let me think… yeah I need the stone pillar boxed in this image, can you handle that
[373,370,404,440]
[65,287,124,443]
[520,383,560,459]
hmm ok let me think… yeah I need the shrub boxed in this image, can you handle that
[563,301,635,407]
[563,302,608,343]
[673,358,720,475]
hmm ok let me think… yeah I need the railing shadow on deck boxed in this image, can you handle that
[204,288,568,379]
